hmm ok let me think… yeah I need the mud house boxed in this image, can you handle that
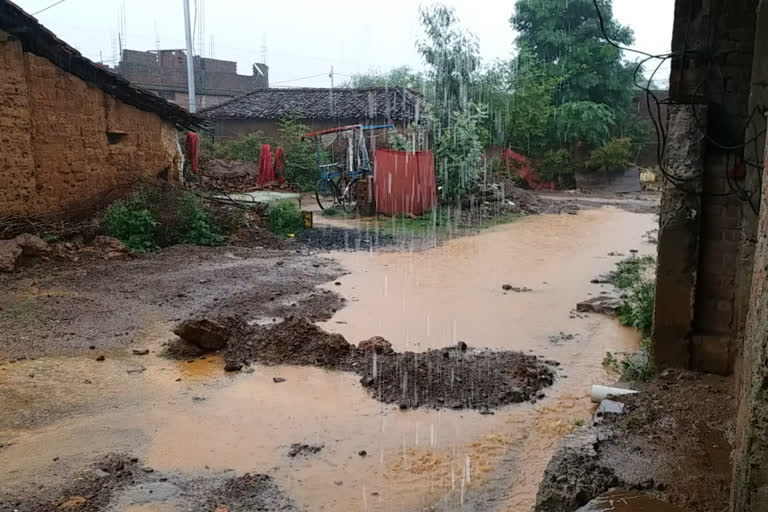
[0,0,201,218]
[115,49,269,110]
[199,87,425,139]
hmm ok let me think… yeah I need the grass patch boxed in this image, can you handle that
[613,255,655,290]
[266,200,304,236]
[321,207,352,218]
[603,339,656,382]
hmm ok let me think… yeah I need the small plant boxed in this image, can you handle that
[388,129,409,151]
[104,200,158,252]
[602,352,619,372]
[614,255,655,290]
[321,206,345,218]
[619,280,655,335]
[173,192,224,246]
[266,200,304,236]
[618,338,656,382]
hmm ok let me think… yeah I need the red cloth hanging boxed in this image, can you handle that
[184,132,199,174]
[257,144,275,186]
[273,146,286,184]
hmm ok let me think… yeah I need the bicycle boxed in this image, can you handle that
[315,163,369,213]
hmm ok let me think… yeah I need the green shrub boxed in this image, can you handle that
[619,338,656,382]
[619,280,655,335]
[614,255,655,290]
[276,118,320,192]
[587,137,633,172]
[173,192,224,246]
[536,148,575,187]
[266,200,304,236]
[104,200,158,253]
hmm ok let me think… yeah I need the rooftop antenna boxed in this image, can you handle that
[154,20,160,54]
[118,0,127,54]
[111,33,118,66]
[261,33,268,65]
[209,34,215,58]
[195,0,205,59]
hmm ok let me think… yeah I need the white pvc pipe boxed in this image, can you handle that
[590,385,638,403]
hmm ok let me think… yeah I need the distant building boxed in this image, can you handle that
[116,49,269,110]
[199,87,425,139]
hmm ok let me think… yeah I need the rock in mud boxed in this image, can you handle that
[273,377,286,383]
[502,284,533,292]
[58,496,87,510]
[202,473,295,511]
[576,296,624,315]
[0,239,23,272]
[224,361,243,372]
[92,235,127,253]
[15,233,50,256]
[535,430,618,512]
[132,349,150,355]
[288,443,323,457]
[173,318,230,350]
[358,336,393,354]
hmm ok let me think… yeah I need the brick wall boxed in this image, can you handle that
[654,0,759,375]
[0,29,182,217]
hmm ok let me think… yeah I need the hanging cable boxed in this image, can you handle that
[32,0,68,15]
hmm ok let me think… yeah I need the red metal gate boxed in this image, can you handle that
[374,149,436,216]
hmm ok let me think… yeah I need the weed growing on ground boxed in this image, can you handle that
[602,338,656,382]
[266,200,304,236]
[105,184,231,251]
[321,206,346,218]
[613,255,655,290]
[105,200,158,252]
[619,280,655,334]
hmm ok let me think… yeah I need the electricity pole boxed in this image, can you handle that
[183,0,196,112]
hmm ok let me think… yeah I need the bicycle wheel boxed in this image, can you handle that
[341,180,358,213]
[315,178,340,210]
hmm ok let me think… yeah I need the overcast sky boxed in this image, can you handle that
[15,0,674,87]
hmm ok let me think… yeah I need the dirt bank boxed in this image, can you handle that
[167,316,558,411]
[535,369,733,512]
[0,453,294,512]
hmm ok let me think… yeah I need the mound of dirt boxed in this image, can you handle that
[359,347,555,410]
[0,453,144,512]
[227,317,356,370]
[216,317,557,411]
[201,473,296,511]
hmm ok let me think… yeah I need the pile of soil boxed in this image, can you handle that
[292,226,399,252]
[484,173,579,215]
[179,317,558,411]
[0,453,145,512]
[359,346,556,410]
[0,453,295,512]
[198,473,295,511]
[536,369,733,512]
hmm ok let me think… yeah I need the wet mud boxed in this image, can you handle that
[536,369,733,512]
[0,204,657,511]
[170,316,558,410]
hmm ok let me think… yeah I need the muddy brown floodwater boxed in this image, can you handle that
[0,206,656,512]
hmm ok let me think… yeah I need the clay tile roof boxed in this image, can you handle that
[199,87,425,123]
[0,0,203,129]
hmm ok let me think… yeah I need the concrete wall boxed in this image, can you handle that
[0,29,182,217]
[653,0,760,375]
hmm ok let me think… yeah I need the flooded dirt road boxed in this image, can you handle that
[0,206,656,511]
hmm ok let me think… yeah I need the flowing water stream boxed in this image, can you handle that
[0,207,656,511]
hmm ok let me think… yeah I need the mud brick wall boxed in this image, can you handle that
[0,29,182,218]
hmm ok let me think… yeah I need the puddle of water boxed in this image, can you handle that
[578,490,687,511]
[0,208,656,511]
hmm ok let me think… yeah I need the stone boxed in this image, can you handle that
[173,318,229,350]
[132,349,150,355]
[224,361,243,372]
[358,336,393,354]
[0,239,22,272]
[95,355,105,361]
[358,450,367,457]
[92,235,127,253]
[273,377,286,383]
[14,233,50,256]
[593,400,625,425]
[58,496,87,510]
[576,296,625,315]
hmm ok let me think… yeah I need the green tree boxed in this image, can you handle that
[434,103,487,203]
[417,4,480,134]
[344,66,424,89]
[511,0,635,108]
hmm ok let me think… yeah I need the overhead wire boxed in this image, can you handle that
[32,0,68,15]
